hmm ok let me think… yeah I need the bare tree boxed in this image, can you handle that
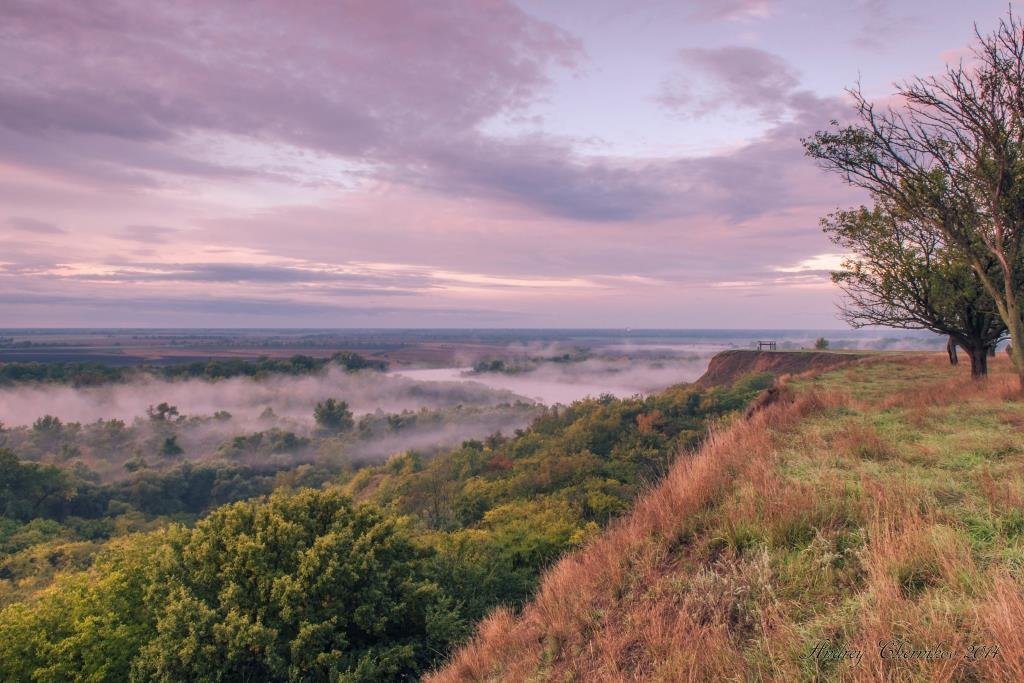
[805,11,1024,389]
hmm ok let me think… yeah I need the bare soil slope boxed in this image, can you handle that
[696,349,868,388]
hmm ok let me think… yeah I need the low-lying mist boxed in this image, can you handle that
[396,329,951,405]
[0,367,526,428]
[395,356,711,405]
[0,332,952,482]
[0,368,544,480]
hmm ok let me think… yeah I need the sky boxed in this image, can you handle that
[0,0,1015,328]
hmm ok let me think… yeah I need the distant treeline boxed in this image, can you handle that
[0,352,387,387]
[0,448,337,525]
[471,349,590,375]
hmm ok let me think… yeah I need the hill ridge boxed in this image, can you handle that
[695,349,867,388]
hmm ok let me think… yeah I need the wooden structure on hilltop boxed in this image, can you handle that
[757,340,777,351]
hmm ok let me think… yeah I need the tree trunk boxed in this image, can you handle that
[947,337,959,366]
[967,346,989,379]
[1007,308,1024,393]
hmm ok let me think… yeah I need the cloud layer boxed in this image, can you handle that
[2,0,1000,327]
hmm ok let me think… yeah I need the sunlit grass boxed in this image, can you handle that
[431,353,1024,682]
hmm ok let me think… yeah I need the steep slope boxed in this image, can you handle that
[429,355,1024,682]
[695,349,867,388]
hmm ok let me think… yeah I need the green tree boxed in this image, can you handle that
[146,403,180,422]
[0,449,73,521]
[159,436,183,457]
[820,204,1005,376]
[805,11,1024,388]
[0,490,468,682]
[30,415,64,452]
[133,490,463,681]
[31,415,62,434]
[0,531,167,682]
[314,398,354,433]
[332,352,387,372]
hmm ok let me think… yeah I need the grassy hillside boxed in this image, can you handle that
[430,354,1024,682]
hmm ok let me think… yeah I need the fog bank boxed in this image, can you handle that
[394,357,710,405]
[0,367,528,427]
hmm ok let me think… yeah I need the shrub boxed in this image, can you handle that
[314,398,354,433]
[159,436,183,457]
[0,490,467,682]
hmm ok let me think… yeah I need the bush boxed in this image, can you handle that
[0,490,467,682]
[159,436,183,457]
[135,490,464,680]
[314,398,355,433]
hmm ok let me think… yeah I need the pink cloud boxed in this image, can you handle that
[0,1,910,327]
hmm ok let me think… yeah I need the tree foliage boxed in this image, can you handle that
[805,11,1024,386]
[0,449,73,522]
[314,398,355,433]
[343,373,773,620]
[0,490,465,682]
[821,203,1006,374]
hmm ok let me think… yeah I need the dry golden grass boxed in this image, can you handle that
[849,514,978,681]
[834,422,897,462]
[428,390,842,682]
[878,358,1022,410]
[976,576,1024,682]
[978,464,1024,512]
[428,355,1024,682]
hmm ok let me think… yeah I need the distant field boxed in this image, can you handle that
[0,328,943,367]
